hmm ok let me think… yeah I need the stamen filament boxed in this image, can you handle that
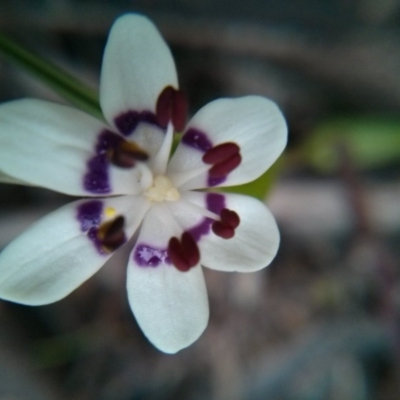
[151,123,174,175]
[168,164,210,188]
[173,197,220,221]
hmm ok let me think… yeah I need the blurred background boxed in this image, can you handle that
[1,1,400,399]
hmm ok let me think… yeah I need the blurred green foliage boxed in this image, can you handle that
[304,117,400,173]
[0,33,102,119]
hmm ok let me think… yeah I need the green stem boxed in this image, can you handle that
[0,32,103,118]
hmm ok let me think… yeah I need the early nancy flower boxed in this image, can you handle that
[0,14,287,353]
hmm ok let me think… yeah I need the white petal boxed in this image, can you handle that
[0,171,30,185]
[127,205,209,353]
[0,195,149,305]
[100,14,178,131]
[0,99,152,196]
[177,191,280,272]
[167,96,287,190]
[124,123,167,165]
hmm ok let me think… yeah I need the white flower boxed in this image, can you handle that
[0,14,287,353]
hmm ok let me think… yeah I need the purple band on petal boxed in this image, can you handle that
[182,128,213,152]
[207,192,226,214]
[77,200,103,231]
[114,110,160,136]
[188,192,225,242]
[84,130,124,194]
[182,129,230,186]
[77,200,106,255]
[134,244,171,267]
[188,220,211,243]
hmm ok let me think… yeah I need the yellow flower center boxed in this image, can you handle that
[144,175,180,203]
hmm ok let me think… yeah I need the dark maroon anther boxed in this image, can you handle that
[181,232,200,266]
[171,90,188,132]
[220,208,240,229]
[211,207,240,239]
[201,141,241,182]
[110,140,149,168]
[168,232,200,272]
[156,86,188,132]
[98,216,126,253]
[212,221,235,239]
[209,153,242,178]
[156,86,175,128]
[202,142,240,164]
[168,237,191,272]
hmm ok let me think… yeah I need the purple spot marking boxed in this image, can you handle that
[182,128,213,152]
[83,130,123,194]
[114,110,160,136]
[207,176,226,187]
[134,244,171,267]
[188,192,225,242]
[77,200,106,255]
